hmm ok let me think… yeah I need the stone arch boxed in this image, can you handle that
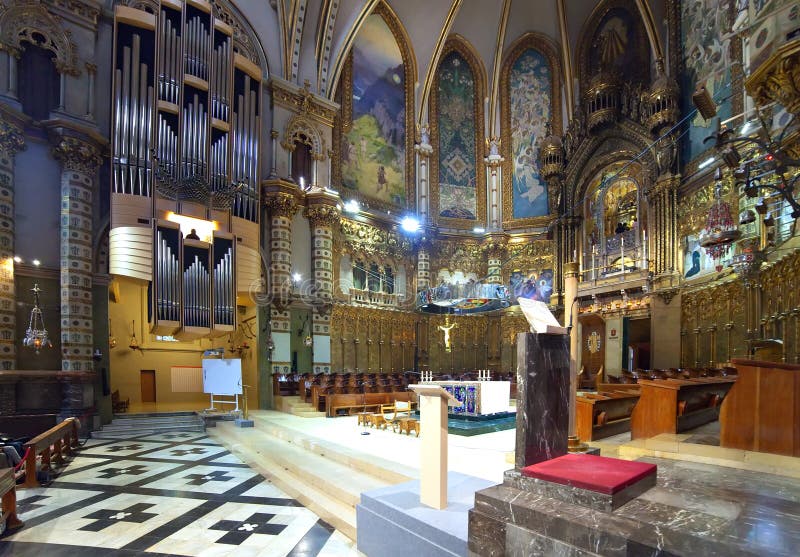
[0,2,80,76]
[282,114,326,158]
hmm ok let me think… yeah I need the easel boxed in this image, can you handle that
[202,351,242,417]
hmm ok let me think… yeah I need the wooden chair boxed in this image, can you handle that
[111,390,129,413]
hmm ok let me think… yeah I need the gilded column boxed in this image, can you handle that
[0,118,25,370]
[414,124,433,221]
[483,233,508,285]
[52,136,103,372]
[304,190,341,373]
[647,174,680,290]
[417,246,431,292]
[263,189,297,375]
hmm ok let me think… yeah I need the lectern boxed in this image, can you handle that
[408,384,460,509]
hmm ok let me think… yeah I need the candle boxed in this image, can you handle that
[621,237,624,273]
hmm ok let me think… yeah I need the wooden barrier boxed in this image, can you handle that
[326,391,415,417]
[20,417,80,489]
[0,468,23,533]
[630,377,736,439]
[576,390,640,441]
[720,359,800,457]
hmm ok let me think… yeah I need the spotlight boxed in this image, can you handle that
[13,256,21,263]
[400,216,421,233]
[292,272,302,283]
[739,209,756,225]
[692,84,717,120]
[32,259,41,266]
[763,211,775,227]
[755,198,768,215]
[344,199,360,213]
[698,156,716,170]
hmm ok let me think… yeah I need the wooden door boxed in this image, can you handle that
[580,315,606,375]
[140,370,156,402]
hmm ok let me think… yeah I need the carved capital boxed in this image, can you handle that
[0,121,25,156]
[745,40,800,117]
[52,137,102,175]
[264,192,298,218]
[482,233,509,259]
[304,204,340,228]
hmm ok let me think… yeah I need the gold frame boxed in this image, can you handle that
[500,32,562,229]
[429,35,487,230]
[332,1,417,213]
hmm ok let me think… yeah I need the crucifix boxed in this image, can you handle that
[438,315,457,352]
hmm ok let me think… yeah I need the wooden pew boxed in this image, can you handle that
[630,377,736,439]
[325,390,416,417]
[20,417,80,488]
[576,390,640,441]
[0,468,23,533]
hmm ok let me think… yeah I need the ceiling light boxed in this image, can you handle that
[13,256,21,263]
[292,272,302,283]
[32,259,41,266]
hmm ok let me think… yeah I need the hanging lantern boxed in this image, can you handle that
[699,177,740,270]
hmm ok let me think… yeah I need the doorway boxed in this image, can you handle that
[140,370,156,402]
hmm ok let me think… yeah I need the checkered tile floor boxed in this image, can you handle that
[0,430,357,556]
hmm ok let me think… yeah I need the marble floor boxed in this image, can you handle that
[0,430,358,556]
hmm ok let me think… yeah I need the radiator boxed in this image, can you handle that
[171,366,203,392]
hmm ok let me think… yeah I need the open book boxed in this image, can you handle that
[517,298,568,335]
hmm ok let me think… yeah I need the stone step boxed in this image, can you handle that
[109,417,204,426]
[113,411,198,418]
[92,425,206,439]
[209,421,374,540]
[291,409,327,418]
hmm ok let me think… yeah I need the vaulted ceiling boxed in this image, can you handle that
[233,0,668,130]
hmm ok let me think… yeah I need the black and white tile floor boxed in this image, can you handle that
[0,431,357,556]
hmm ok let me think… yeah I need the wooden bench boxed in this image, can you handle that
[576,391,640,441]
[0,468,23,534]
[631,377,736,439]
[20,417,80,488]
[326,391,416,417]
[111,390,129,413]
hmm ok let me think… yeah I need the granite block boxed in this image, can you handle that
[515,332,570,468]
[504,469,657,512]
[357,472,496,557]
[234,418,254,427]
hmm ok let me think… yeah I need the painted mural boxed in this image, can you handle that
[509,268,553,303]
[341,14,406,206]
[587,6,647,83]
[681,0,734,161]
[437,51,477,221]
[510,49,551,219]
[683,233,733,280]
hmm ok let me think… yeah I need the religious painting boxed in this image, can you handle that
[681,0,735,162]
[509,48,551,219]
[683,233,732,280]
[340,13,407,207]
[584,3,649,84]
[436,51,477,221]
[509,268,553,304]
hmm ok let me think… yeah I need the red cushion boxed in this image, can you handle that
[521,453,656,495]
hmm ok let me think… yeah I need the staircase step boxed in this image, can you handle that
[209,422,362,539]
[95,411,205,439]
[291,410,327,418]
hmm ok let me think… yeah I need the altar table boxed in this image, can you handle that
[421,381,510,416]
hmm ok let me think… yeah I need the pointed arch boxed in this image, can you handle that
[500,32,562,228]
[430,34,487,229]
[332,1,417,211]
[576,0,650,88]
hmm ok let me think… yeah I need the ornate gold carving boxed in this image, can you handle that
[745,39,800,118]
[51,136,102,174]
[429,34,487,230]
[304,204,340,227]
[263,192,298,218]
[281,112,328,158]
[677,173,735,238]
[0,121,25,156]
[339,218,412,260]
[210,0,260,65]
[0,1,81,76]
[272,79,337,128]
[500,32,562,229]
[482,233,509,259]
[430,240,485,277]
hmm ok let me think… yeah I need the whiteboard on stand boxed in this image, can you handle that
[202,358,243,395]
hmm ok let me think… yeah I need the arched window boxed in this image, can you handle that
[335,3,415,210]
[500,34,561,227]
[353,260,366,290]
[291,134,313,187]
[18,41,60,120]
[431,38,486,229]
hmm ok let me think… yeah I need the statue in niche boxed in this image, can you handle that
[654,137,677,176]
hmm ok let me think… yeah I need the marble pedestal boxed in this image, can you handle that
[515,332,570,468]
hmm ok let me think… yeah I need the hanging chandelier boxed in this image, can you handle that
[698,170,741,270]
[23,283,52,354]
